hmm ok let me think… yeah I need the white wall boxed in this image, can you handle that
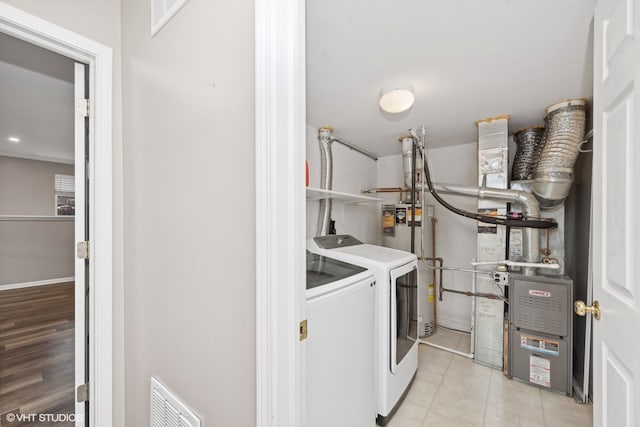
[0,2,125,424]
[306,125,379,243]
[377,143,478,331]
[122,1,255,426]
[308,136,479,329]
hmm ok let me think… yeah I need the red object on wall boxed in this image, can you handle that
[305,161,309,186]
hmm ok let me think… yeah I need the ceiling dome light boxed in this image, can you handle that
[7,136,21,143]
[379,83,415,114]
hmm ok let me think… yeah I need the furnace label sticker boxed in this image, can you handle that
[407,207,422,227]
[529,354,551,388]
[395,207,407,225]
[428,283,435,302]
[520,335,559,356]
[382,205,395,236]
[477,208,498,233]
[509,228,523,259]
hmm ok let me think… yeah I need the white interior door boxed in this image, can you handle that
[74,62,88,426]
[592,0,640,425]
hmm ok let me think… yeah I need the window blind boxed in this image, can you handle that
[55,174,75,193]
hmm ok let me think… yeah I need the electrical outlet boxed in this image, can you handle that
[493,270,509,286]
[426,204,435,217]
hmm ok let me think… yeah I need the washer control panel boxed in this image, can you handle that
[313,234,362,249]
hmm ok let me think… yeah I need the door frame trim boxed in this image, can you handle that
[255,0,306,426]
[0,4,113,426]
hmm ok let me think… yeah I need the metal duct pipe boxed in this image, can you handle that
[433,183,540,276]
[512,127,546,181]
[534,99,587,209]
[401,136,416,189]
[330,136,379,161]
[316,127,334,236]
[401,137,541,274]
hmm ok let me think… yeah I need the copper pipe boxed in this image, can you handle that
[421,257,443,301]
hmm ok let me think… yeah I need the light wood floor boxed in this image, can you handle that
[0,282,75,426]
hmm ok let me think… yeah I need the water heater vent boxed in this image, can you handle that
[150,377,201,427]
[422,320,435,337]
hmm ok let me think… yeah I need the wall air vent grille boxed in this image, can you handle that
[151,0,190,36]
[150,377,201,427]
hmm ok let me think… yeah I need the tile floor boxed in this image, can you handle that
[389,328,592,427]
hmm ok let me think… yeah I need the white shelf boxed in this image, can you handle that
[0,215,74,221]
[306,187,382,204]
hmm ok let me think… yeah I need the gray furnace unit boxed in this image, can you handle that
[508,274,573,395]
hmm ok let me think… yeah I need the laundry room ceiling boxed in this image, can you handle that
[0,32,75,164]
[306,0,597,157]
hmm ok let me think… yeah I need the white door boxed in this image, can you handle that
[591,0,640,425]
[74,62,88,426]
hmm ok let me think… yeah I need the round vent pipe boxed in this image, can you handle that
[533,99,587,209]
[401,135,543,275]
[401,135,421,203]
[316,127,334,236]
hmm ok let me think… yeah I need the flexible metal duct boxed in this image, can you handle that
[512,127,545,181]
[316,127,334,236]
[534,99,587,209]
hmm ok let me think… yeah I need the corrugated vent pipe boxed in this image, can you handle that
[512,127,545,181]
[316,127,334,236]
[402,139,540,275]
[533,99,587,209]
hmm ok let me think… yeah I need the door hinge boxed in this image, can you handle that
[299,319,308,341]
[77,383,89,402]
[76,98,90,117]
[77,241,90,260]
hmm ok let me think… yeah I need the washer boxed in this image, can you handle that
[306,251,377,427]
[307,235,419,426]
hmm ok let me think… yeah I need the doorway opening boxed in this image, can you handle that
[0,4,113,426]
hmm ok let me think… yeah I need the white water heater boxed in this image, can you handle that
[382,203,435,337]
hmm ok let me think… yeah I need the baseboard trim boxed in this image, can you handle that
[0,277,74,291]
[437,316,472,333]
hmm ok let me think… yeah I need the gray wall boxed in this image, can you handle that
[0,155,73,215]
[122,0,255,426]
[565,145,593,399]
[0,156,74,284]
[3,1,256,424]
[1,1,126,424]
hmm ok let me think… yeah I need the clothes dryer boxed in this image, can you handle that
[307,236,418,425]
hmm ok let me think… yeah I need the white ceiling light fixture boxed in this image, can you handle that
[379,83,415,114]
[7,136,21,143]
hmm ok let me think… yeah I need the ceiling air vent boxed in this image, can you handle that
[150,377,201,427]
[151,0,190,36]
